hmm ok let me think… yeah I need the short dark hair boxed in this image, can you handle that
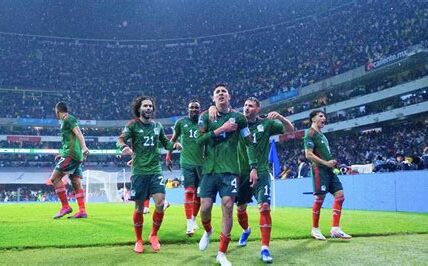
[189,99,200,105]
[309,110,325,122]
[132,96,156,117]
[246,97,260,107]
[55,102,68,113]
[213,83,228,91]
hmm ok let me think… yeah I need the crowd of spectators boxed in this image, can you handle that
[0,185,57,202]
[0,0,426,120]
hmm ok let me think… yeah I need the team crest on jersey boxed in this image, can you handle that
[257,124,264,132]
[184,124,188,128]
[138,129,144,133]
[229,117,235,123]
[321,185,326,191]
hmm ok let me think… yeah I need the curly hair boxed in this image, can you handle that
[131,96,156,117]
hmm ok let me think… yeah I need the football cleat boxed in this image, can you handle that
[133,240,144,253]
[238,227,251,246]
[260,248,273,263]
[53,207,73,219]
[330,227,352,239]
[216,252,232,266]
[198,229,213,251]
[311,227,326,240]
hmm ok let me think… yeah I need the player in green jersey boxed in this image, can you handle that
[117,96,181,254]
[49,102,89,219]
[235,97,293,263]
[304,110,351,240]
[197,84,258,266]
[166,100,204,236]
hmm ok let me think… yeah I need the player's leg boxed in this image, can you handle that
[68,165,87,218]
[256,175,273,263]
[50,157,72,219]
[133,200,145,253]
[148,175,167,252]
[216,174,238,265]
[192,166,203,229]
[130,175,149,253]
[198,174,216,251]
[330,174,351,239]
[311,166,326,240]
[182,166,197,236]
[143,198,150,214]
[236,175,252,246]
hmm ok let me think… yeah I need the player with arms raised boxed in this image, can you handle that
[166,100,203,236]
[304,110,351,240]
[117,96,180,254]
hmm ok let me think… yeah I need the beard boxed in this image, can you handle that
[141,111,153,119]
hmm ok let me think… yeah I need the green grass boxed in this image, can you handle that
[0,203,427,264]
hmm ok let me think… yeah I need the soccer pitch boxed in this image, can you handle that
[0,203,427,264]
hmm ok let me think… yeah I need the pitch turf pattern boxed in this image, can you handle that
[0,203,427,264]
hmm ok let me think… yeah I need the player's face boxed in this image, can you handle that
[188,102,200,118]
[313,112,327,129]
[140,99,154,119]
[243,100,259,120]
[212,86,230,106]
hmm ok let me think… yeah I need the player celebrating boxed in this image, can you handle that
[117,96,180,254]
[304,110,352,240]
[166,100,203,236]
[235,97,293,263]
[49,102,89,219]
[197,84,258,266]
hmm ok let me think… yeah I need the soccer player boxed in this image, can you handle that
[49,102,89,219]
[197,84,258,266]
[235,97,293,263]
[117,96,180,254]
[166,100,203,236]
[304,110,352,240]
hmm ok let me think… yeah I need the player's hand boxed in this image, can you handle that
[266,111,281,120]
[173,142,182,150]
[82,148,90,160]
[54,154,61,161]
[325,160,337,168]
[126,158,133,167]
[208,105,219,122]
[220,120,238,133]
[122,146,134,156]
[249,169,258,188]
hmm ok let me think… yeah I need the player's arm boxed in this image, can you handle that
[166,122,180,170]
[117,124,134,156]
[267,111,294,133]
[239,116,258,187]
[159,124,181,151]
[304,134,337,169]
[71,126,89,158]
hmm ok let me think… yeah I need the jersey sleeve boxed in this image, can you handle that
[65,116,78,130]
[119,122,133,143]
[269,120,285,136]
[196,112,213,144]
[303,130,315,150]
[237,113,251,138]
[172,120,181,142]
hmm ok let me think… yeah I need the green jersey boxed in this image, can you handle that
[119,119,174,175]
[237,118,285,177]
[173,117,204,166]
[303,127,333,170]
[197,110,256,175]
[59,114,83,161]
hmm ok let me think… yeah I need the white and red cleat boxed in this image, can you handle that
[330,227,352,239]
[53,207,73,219]
[311,227,326,240]
[134,240,144,253]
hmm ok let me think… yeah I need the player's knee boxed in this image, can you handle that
[259,202,270,213]
[184,187,195,195]
[223,199,234,210]
[237,204,247,212]
[335,194,345,203]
